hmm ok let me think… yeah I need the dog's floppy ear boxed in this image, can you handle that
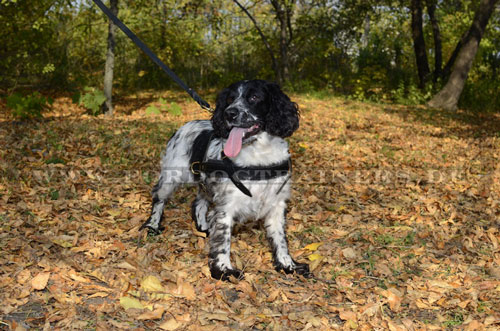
[264,82,299,138]
[211,88,231,138]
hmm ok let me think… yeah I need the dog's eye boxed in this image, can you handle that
[226,96,234,104]
[249,95,259,102]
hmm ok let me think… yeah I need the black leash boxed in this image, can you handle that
[91,0,212,112]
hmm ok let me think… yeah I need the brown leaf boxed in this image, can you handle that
[381,289,402,312]
[137,307,165,320]
[464,320,483,331]
[176,279,196,300]
[341,247,358,260]
[487,265,500,279]
[16,269,31,285]
[338,309,356,321]
[31,272,50,290]
[159,318,181,330]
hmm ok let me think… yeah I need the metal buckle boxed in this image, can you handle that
[190,161,201,175]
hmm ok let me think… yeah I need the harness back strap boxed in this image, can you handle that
[189,130,213,182]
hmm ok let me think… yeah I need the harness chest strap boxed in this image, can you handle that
[189,130,292,197]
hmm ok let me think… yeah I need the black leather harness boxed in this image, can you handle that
[189,130,291,197]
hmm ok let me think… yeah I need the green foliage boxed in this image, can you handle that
[6,92,53,119]
[145,98,183,116]
[166,101,182,116]
[0,0,498,112]
[73,87,106,115]
[459,67,500,112]
[391,82,433,105]
[145,105,161,115]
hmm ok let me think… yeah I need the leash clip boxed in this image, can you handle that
[201,104,214,113]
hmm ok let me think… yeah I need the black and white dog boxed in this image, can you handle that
[140,80,310,280]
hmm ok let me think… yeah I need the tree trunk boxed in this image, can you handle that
[361,14,370,49]
[278,8,289,84]
[270,0,294,85]
[410,0,431,89]
[103,0,118,116]
[442,31,467,79]
[426,0,442,82]
[428,0,499,110]
[159,0,167,51]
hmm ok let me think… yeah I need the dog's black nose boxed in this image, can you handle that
[225,107,239,121]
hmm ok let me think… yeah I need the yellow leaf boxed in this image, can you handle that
[120,296,144,310]
[31,272,50,290]
[298,142,309,149]
[303,242,323,251]
[52,238,73,248]
[107,209,121,217]
[141,275,164,292]
[308,253,323,261]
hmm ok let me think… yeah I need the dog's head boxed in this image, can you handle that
[211,80,299,157]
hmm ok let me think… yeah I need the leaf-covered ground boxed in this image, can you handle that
[1,92,499,330]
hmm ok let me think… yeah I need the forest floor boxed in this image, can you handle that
[1,91,500,330]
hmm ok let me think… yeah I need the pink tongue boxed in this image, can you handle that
[224,127,248,158]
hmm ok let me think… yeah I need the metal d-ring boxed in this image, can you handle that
[190,161,201,175]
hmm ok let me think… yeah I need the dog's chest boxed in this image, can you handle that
[211,177,291,222]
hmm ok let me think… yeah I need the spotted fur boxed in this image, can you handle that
[140,80,310,280]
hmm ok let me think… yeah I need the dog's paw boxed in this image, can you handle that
[275,261,312,278]
[210,266,244,281]
[293,262,312,278]
[139,222,164,236]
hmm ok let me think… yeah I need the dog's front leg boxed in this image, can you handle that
[265,205,311,277]
[207,210,243,281]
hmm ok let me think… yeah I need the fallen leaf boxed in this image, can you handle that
[203,313,230,321]
[16,269,31,285]
[176,279,196,300]
[308,253,323,261]
[487,265,500,279]
[381,289,403,312]
[303,242,323,251]
[137,307,165,320]
[141,275,164,292]
[31,272,50,290]
[159,318,181,330]
[116,261,137,271]
[464,320,483,331]
[120,296,144,310]
[338,309,356,321]
[341,247,358,260]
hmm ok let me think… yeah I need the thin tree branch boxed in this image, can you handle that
[232,0,278,75]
